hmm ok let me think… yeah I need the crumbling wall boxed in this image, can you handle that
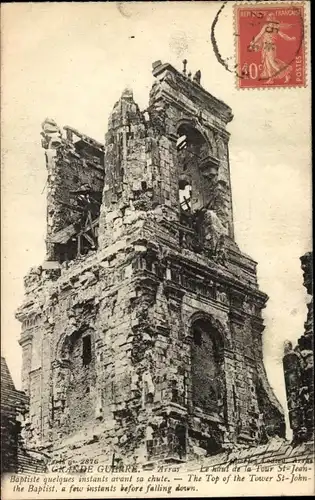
[98,61,234,253]
[283,251,313,443]
[41,120,105,260]
[98,88,171,249]
[148,61,234,235]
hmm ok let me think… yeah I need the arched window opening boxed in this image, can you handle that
[176,124,221,246]
[190,318,225,416]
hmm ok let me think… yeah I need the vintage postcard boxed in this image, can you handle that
[1,1,313,498]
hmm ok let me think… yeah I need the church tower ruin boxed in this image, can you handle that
[16,61,285,466]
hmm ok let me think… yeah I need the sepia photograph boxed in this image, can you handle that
[1,1,313,497]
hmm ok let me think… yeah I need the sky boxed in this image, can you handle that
[1,2,312,437]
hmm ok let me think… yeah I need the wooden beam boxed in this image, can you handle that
[183,196,191,211]
[82,233,96,247]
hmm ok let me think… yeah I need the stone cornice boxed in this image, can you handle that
[167,250,267,304]
[152,62,233,125]
[251,317,266,334]
[163,280,185,302]
[131,271,161,291]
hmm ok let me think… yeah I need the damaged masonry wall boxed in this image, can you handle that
[41,121,105,262]
[16,61,285,468]
[283,252,314,445]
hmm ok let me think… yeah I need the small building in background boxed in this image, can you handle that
[1,357,46,474]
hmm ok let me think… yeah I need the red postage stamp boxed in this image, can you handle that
[235,3,306,89]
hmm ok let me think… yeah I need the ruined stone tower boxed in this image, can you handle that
[16,61,285,466]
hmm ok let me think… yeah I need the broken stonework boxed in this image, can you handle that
[283,252,314,444]
[16,61,285,467]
